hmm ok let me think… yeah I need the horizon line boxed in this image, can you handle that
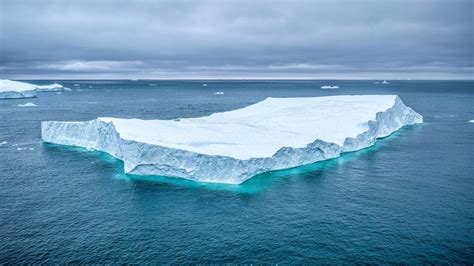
[7,77,474,81]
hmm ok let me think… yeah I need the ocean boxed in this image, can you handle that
[0,80,472,263]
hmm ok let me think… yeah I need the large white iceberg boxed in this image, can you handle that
[42,95,423,184]
[0,79,69,99]
[0,79,37,99]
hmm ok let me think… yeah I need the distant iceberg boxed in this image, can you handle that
[0,79,37,99]
[320,85,340,89]
[42,95,423,184]
[17,102,37,107]
[0,79,70,99]
[202,83,208,87]
[214,91,224,95]
[35,83,68,92]
[382,80,390,84]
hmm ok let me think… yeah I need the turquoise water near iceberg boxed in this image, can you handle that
[0,80,473,263]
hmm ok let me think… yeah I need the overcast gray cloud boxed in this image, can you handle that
[0,0,472,79]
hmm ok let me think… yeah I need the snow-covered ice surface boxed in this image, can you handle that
[42,95,423,184]
[0,79,37,99]
[17,102,37,107]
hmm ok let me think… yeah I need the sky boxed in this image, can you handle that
[0,0,473,79]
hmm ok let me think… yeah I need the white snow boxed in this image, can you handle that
[42,95,423,184]
[214,91,224,95]
[17,102,37,107]
[0,79,37,92]
[0,79,37,99]
[320,85,340,89]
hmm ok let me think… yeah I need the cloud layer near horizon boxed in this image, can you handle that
[1,0,472,79]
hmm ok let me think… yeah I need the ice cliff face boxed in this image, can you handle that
[0,90,36,99]
[41,95,422,184]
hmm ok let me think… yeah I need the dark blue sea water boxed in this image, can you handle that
[0,80,473,263]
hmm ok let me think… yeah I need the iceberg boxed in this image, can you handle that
[0,79,37,99]
[320,85,340,89]
[214,91,224,95]
[0,79,69,99]
[42,95,423,184]
[35,83,67,92]
[382,80,390,84]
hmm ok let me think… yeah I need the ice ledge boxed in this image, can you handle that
[41,95,422,184]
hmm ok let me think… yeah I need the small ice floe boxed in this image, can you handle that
[89,86,93,88]
[73,84,80,87]
[202,83,208,87]
[17,102,37,107]
[0,141,7,146]
[56,92,62,94]
[214,91,224,95]
[469,120,474,123]
[320,85,339,89]
[382,80,390,84]
[64,87,72,91]
[373,81,380,84]
[16,147,34,151]
[149,84,157,87]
